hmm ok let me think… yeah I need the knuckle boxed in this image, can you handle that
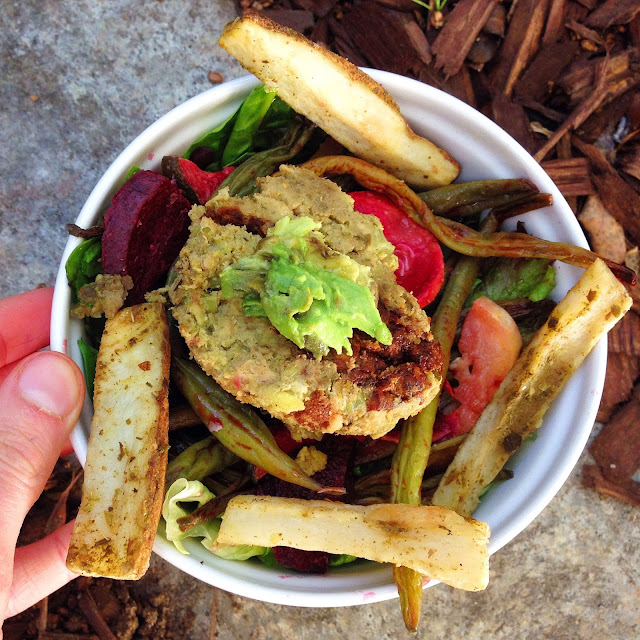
[0,429,48,494]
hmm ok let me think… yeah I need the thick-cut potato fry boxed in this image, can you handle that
[67,303,170,579]
[433,259,632,517]
[217,495,490,591]
[219,12,460,189]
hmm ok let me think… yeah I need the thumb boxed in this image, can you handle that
[0,351,84,624]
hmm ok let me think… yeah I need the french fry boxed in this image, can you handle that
[219,12,460,189]
[67,303,170,579]
[432,259,632,517]
[217,495,490,591]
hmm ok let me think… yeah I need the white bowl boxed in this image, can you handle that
[51,70,604,607]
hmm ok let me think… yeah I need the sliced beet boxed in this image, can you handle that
[273,547,330,574]
[257,436,357,574]
[257,436,356,501]
[314,436,358,499]
[161,156,234,205]
[102,170,191,304]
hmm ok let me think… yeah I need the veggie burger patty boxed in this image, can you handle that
[170,165,443,440]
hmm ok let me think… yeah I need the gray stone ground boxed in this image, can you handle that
[1,1,638,638]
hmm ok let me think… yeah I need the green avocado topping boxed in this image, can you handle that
[220,216,392,358]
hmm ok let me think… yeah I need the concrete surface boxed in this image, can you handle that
[1,1,638,638]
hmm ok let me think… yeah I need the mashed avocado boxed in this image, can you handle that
[220,216,392,357]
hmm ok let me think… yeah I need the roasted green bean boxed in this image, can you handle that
[216,118,316,197]
[393,565,423,632]
[491,193,553,223]
[389,215,498,631]
[420,178,538,218]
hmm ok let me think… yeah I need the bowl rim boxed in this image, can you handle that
[50,70,605,607]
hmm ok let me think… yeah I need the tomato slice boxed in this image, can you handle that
[448,297,522,435]
[349,191,445,307]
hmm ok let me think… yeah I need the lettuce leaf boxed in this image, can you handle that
[468,258,555,305]
[258,549,279,568]
[329,554,359,567]
[162,479,267,560]
[77,338,98,398]
[185,85,294,171]
[184,112,239,167]
[200,519,269,561]
[221,86,278,167]
[65,237,102,302]
[216,119,319,198]
[124,165,141,181]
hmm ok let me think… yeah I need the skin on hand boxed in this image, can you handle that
[0,287,85,627]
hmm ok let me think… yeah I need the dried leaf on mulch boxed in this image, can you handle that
[577,194,627,263]
[573,136,640,246]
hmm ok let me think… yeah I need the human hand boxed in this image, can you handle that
[0,287,85,629]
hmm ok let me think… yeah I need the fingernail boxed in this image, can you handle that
[18,353,82,417]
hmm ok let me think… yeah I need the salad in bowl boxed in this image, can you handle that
[51,13,632,632]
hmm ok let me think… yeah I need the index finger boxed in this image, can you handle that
[0,287,54,368]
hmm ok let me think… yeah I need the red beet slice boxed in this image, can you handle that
[102,170,191,304]
[257,436,356,501]
[257,436,357,574]
[273,546,330,574]
[161,156,234,205]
